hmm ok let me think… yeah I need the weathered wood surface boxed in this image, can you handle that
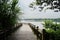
[5,23,37,40]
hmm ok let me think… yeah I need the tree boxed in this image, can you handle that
[36,0,41,5]
[0,0,20,30]
[36,0,60,5]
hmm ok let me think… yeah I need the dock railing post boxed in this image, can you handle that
[36,26,39,40]
[42,29,48,40]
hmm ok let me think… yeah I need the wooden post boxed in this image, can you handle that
[42,29,46,40]
[42,29,50,40]
[36,26,42,40]
[36,26,39,40]
[37,26,39,30]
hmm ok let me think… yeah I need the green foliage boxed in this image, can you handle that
[43,20,60,40]
[45,28,55,33]
[36,0,60,5]
[0,0,20,30]
[44,20,53,28]
[36,0,41,5]
[44,20,60,31]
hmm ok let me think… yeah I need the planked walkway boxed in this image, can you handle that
[6,23,37,40]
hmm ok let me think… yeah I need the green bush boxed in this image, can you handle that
[44,20,53,28]
[45,28,55,33]
[44,20,60,31]
[0,0,20,30]
[43,20,60,40]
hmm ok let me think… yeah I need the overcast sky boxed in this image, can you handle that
[18,0,60,19]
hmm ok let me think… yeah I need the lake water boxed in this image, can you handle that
[20,20,45,31]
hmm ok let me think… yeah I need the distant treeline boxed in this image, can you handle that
[20,18,60,22]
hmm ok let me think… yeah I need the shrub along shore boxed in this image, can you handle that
[43,20,60,40]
